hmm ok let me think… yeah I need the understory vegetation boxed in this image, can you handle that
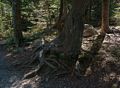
[0,0,120,88]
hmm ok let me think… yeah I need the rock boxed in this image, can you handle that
[83,24,98,38]
[84,24,94,31]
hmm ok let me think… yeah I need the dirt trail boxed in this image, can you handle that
[0,46,23,88]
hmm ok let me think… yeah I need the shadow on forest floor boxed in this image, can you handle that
[0,27,120,88]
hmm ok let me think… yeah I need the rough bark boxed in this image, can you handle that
[63,12,84,66]
[53,0,90,67]
[12,0,23,47]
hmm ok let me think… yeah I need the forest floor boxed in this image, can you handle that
[0,46,24,88]
[0,26,120,88]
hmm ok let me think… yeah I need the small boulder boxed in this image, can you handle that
[83,24,98,38]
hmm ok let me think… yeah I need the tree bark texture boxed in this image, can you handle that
[12,0,23,47]
[54,0,90,66]
[101,0,110,33]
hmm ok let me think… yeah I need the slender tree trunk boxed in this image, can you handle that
[101,0,110,33]
[58,0,64,21]
[90,0,110,54]
[12,0,23,47]
[58,0,67,21]
[53,0,67,32]
[78,0,110,74]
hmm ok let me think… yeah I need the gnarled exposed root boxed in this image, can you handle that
[23,65,41,79]
[23,43,69,79]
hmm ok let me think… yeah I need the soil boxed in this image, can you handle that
[0,46,23,88]
[0,31,120,88]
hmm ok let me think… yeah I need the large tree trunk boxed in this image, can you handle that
[12,0,23,47]
[24,0,90,78]
[54,0,90,67]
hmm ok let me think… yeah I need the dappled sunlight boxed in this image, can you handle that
[0,0,120,88]
[6,53,12,57]
[11,75,40,88]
